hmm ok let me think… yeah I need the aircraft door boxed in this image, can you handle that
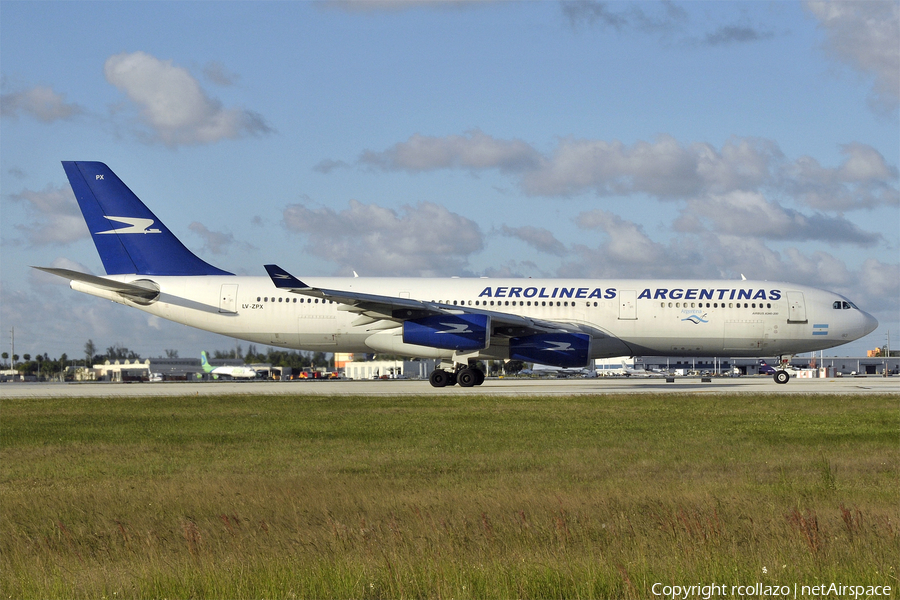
[786,291,807,323]
[219,284,238,314]
[618,290,637,320]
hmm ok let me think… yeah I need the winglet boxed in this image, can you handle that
[265,264,309,289]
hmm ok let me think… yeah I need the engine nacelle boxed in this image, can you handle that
[403,314,490,351]
[509,333,591,368]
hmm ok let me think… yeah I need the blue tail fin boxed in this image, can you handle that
[62,161,232,276]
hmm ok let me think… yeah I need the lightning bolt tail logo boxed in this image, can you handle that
[97,216,161,235]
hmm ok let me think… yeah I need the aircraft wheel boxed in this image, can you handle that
[457,367,476,388]
[473,368,485,386]
[774,370,790,384]
[429,369,450,388]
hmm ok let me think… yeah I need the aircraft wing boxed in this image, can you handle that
[264,264,585,337]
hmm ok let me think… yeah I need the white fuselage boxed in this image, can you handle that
[72,275,878,362]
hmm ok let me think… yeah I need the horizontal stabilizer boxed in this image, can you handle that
[33,267,160,301]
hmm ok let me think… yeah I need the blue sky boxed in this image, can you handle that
[1,0,897,361]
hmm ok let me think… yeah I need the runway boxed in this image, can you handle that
[2,375,897,398]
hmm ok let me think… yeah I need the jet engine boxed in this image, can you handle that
[403,314,490,351]
[509,332,591,368]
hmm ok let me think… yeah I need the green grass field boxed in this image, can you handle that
[2,393,897,599]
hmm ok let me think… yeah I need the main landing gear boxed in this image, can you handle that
[429,365,485,388]
[773,355,793,384]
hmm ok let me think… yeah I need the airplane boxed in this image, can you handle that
[35,161,879,387]
[621,364,656,377]
[758,359,778,376]
[200,350,258,379]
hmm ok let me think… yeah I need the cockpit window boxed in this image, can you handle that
[833,300,858,310]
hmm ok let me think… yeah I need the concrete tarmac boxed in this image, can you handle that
[2,375,897,398]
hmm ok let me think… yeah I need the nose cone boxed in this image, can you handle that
[862,311,878,337]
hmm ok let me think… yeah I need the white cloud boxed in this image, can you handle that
[335,131,897,218]
[282,199,483,276]
[674,191,882,246]
[500,225,568,256]
[359,130,540,173]
[202,61,239,86]
[704,25,775,46]
[522,135,781,198]
[9,184,88,245]
[104,51,273,146]
[187,222,253,255]
[806,0,900,114]
[0,85,83,122]
[482,259,551,279]
[561,0,688,35]
[572,209,681,277]
[785,143,899,210]
[351,133,786,199]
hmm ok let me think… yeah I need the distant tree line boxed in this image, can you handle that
[0,339,335,380]
[1,352,73,379]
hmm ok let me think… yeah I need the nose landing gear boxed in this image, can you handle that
[773,355,793,384]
